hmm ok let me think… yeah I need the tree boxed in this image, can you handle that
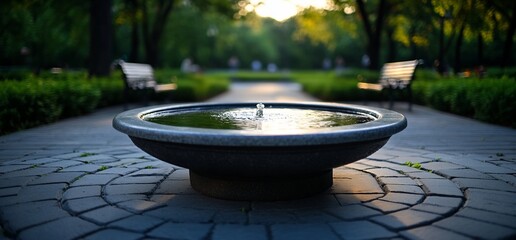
[89,0,113,77]
[428,0,507,73]
[136,0,238,67]
[1,0,89,72]
[502,3,516,68]
[355,0,389,69]
[382,1,434,62]
[141,0,175,67]
[126,0,141,62]
[294,8,338,50]
[488,0,516,68]
[0,1,35,67]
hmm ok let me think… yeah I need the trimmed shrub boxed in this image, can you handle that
[0,69,230,135]
[0,77,104,134]
[418,78,516,127]
[154,70,229,102]
[89,77,124,107]
[465,79,515,127]
[169,74,229,101]
[55,80,101,117]
[292,70,515,128]
[1,79,62,134]
[486,67,516,79]
[293,71,383,101]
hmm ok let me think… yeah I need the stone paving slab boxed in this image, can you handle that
[212,224,268,240]
[0,82,515,239]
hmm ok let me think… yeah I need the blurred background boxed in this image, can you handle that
[1,0,514,75]
[1,0,515,135]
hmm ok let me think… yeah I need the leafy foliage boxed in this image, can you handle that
[0,69,229,135]
[292,69,516,128]
[404,161,422,169]
[0,78,99,134]
[416,78,516,127]
[2,0,514,72]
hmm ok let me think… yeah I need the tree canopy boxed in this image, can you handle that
[1,0,514,75]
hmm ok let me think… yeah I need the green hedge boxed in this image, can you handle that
[0,78,101,134]
[153,70,229,101]
[3,68,513,134]
[293,70,516,128]
[207,71,292,82]
[172,74,229,101]
[293,71,383,101]
[89,76,125,107]
[0,70,229,135]
[486,67,516,79]
[413,78,516,127]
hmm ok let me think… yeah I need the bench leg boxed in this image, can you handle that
[407,87,413,112]
[124,88,130,110]
[143,89,150,106]
[165,92,172,103]
[360,89,382,108]
[359,89,366,106]
[388,88,394,110]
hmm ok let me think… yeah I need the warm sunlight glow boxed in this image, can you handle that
[249,0,332,22]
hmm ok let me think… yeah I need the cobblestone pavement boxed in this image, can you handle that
[0,82,515,239]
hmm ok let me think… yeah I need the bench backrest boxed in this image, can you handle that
[118,61,156,90]
[379,60,420,88]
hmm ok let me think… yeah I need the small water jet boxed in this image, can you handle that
[255,102,264,119]
[113,102,406,200]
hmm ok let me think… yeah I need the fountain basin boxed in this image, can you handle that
[113,102,407,200]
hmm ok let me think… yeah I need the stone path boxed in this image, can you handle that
[0,82,515,240]
[208,82,319,102]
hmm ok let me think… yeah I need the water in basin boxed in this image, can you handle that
[143,104,375,131]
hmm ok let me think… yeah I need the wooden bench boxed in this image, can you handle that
[116,60,177,109]
[357,59,421,111]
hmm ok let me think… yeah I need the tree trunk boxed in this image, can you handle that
[89,0,113,77]
[438,16,445,74]
[477,33,483,65]
[356,0,388,70]
[142,0,174,67]
[501,3,516,68]
[386,27,396,62]
[371,0,387,69]
[453,22,465,75]
[409,26,418,60]
[128,0,140,62]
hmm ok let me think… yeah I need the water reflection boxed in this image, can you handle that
[144,107,375,131]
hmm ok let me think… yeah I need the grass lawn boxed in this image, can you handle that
[208,68,515,128]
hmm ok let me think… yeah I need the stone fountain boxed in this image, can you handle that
[113,102,406,200]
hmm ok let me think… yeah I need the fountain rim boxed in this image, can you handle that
[113,102,407,147]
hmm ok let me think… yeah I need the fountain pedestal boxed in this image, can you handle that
[190,170,332,201]
[129,133,389,200]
